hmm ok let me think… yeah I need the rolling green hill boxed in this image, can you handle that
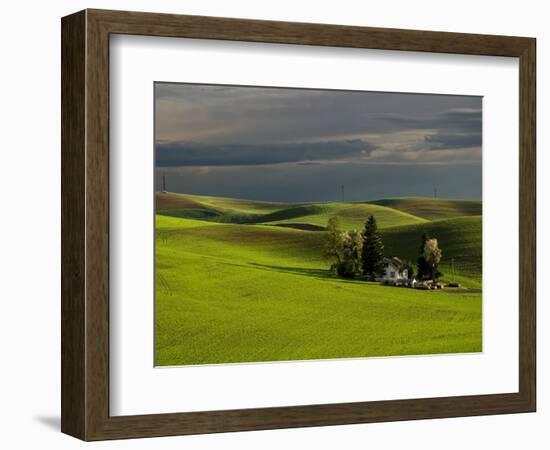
[156,192,283,223]
[155,215,481,366]
[156,193,481,284]
[155,192,482,366]
[157,192,428,230]
[381,216,482,287]
[258,203,427,230]
[368,197,482,220]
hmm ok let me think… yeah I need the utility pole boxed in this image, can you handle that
[162,173,167,193]
[341,184,345,202]
[434,187,438,199]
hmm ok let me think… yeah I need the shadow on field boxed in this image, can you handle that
[248,263,374,287]
[223,261,379,286]
[249,263,332,280]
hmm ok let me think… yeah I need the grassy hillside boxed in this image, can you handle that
[368,197,482,220]
[155,213,482,366]
[157,192,284,213]
[157,192,427,230]
[382,216,482,287]
[157,214,221,230]
[258,203,426,230]
[156,192,283,223]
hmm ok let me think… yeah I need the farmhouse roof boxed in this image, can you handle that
[383,257,405,269]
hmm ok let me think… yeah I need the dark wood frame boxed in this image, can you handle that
[61,9,536,441]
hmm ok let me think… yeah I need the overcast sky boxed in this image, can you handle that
[155,83,482,202]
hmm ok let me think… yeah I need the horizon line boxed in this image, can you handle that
[154,191,482,204]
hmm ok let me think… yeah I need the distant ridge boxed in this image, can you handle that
[156,192,428,229]
[367,197,482,220]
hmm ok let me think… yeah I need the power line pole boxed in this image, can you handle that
[341,184,345,202]
[163,173,167,192]
[434,187,437,199]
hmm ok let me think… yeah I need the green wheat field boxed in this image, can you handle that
[155,193,482,366]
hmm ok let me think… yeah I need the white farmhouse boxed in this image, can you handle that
[377,257,409,282]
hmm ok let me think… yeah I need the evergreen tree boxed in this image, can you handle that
[402,260,415,280]
[361,215,385,280]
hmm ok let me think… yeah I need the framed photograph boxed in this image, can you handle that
[61,9,536,440]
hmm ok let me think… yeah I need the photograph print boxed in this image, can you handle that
[154,83,482,367]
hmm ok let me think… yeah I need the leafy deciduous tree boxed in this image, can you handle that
[338,230,364,278]
[416,232,431,280]
[325,217,364,278]
[423,238,443,281]
[325,216,344,266]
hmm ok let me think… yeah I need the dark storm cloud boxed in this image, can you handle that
[154,83,482,201]
[374,108,482,134]
[155,84,482,147]
[424,132,482,150]
[155,83,237,100]
[156,139,377,166]
[160,161,482,203]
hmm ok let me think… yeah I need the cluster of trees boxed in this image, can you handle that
[325,217,364,278]
[325,216,443,281]
[325,215,386,279]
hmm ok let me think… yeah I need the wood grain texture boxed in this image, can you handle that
[518,39,536,409]
[85,10,111,439]
[61,9,537,441]
[61,10,86,439]
[89,8,532,56]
